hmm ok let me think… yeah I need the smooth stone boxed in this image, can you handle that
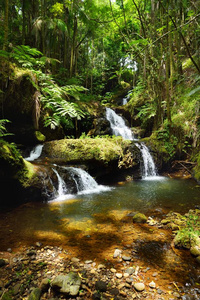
[51,272,81,296]
[133,282,145,292]
[71,257,80,263]
[149,281,156,288]
[113,249,122,258]
[125,267,135,275]
[116,273,123,279]
[122,255,131,261]
[110,268,116,273]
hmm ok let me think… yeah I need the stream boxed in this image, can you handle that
[1,108,200,298]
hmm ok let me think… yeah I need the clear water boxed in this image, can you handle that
[48,177,200,221]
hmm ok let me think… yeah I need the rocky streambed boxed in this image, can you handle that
[1,210,200,300]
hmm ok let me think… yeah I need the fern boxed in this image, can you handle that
[0,119,13,137]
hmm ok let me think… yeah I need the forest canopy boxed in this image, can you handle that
[0,0,200,161]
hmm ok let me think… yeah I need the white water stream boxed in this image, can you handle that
[25,144,44,161]
[105,107,134,140]
[105,107,159,179]
[52,166,110,201]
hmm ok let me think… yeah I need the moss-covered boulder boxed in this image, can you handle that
[132,212,148,223]
[42,137,141,182]
[0,140,53,204]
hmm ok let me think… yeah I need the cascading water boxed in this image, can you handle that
[135,142,157,178]
[25,144,44,161]
[65,167,99,193]
[105,107,134,140]
[105,107,158,179]
[51,166,110,201]
[52,168,68,198]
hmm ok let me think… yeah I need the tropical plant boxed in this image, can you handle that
[0,119,13,137]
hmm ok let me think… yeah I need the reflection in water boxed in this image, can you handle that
[0,177,200,296]
[50,177,200,221]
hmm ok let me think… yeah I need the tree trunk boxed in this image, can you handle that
[3,0,9,50]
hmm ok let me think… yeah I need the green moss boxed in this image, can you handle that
[193,152,200,182]
[0,139,38,188]
[35,130,46,142]
[43,137,132,165]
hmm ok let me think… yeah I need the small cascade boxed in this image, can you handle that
[105,107,134,140]
[65,167,98,193]
[105,107,158,179]
[135,143,157,178]
[122,90,132,105]
[51,166,110,201]
[25,144,43,161]
[52,168,68,198]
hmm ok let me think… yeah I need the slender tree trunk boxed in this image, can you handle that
[70,16,77,78]
[3,0,9,50]
[22,0,26,44]
[41,0,45,54]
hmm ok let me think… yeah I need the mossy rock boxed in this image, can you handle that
[42,137,140,168]
[132,213,148,224]
[0,140,48,204]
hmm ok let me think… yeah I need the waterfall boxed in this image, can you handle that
[105,107,158,179]
[51,166,110,201]
[135,143,157,178]
[105,107,134,140]
[25,144,43,161]
[52,168,68,198]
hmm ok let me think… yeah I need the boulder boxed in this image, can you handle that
[51,272,81,296]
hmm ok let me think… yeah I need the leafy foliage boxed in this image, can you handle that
[0,119,13,137]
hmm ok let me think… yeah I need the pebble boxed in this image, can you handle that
[85,260,93,264]
[133,282,145,292]
[122,255,131,261]
[116,273,123,279]
[71,257,80,263]
[149,281,156,288]
[113,249,122,258]
[110,268,116,273]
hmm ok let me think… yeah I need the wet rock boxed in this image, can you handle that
[133,282,145,292]
[95,280,107,292]
[28,287,42,300]
[51,272,81,296]
[132,213,147,224]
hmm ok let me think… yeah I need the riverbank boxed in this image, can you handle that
[0,207,200,300]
